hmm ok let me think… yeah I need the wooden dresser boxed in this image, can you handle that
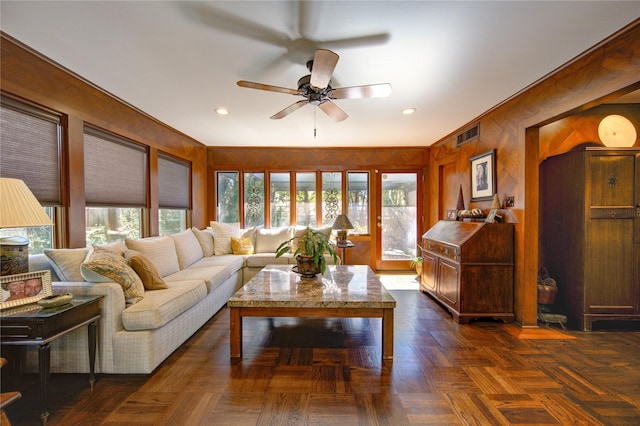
[540,147,639,330]
[421,220,514,323]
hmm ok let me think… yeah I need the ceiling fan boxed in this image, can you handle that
[237,49,392,122]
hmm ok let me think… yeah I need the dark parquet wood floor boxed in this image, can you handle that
[3,288,640,425]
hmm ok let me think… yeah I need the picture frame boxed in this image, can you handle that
[485,208,498,223]
[470,149,496,201]
[1,270,52,310]
[446,209,458,221]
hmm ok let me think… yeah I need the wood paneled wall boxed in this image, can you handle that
[0,34,209,245]
[428,20,640,326]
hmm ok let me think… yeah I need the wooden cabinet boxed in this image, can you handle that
[421,220,514,323]
[540,147,640,330]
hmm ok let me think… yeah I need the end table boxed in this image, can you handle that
[335,240,354,265]
[0,295,103,424]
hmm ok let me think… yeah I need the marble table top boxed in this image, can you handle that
[228,264,396,309]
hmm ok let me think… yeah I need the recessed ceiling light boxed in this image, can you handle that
[402,108,416,115]
[215,107,229,116]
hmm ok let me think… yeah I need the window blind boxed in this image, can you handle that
[83,127,147,207]
[0,99,61,204]
[158,154,190,209]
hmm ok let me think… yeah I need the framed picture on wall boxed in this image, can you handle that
[470,149,496,201]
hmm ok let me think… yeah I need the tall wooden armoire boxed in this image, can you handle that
[540,146,640,330]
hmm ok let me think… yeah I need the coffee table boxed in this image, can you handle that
[227,264,396,360]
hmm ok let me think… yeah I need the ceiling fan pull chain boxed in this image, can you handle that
[314,106,317,138]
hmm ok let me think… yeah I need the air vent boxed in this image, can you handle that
[456,123,480,146]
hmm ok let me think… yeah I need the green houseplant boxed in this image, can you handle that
[275,228,339,277]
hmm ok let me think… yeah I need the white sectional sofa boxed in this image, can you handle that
[24,225,333,374]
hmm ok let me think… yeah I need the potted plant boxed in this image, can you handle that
[276,228,339,277]
[410,256,422,276]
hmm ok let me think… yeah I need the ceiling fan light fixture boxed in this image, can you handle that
[215,107,229,116]
[402,108,416,115]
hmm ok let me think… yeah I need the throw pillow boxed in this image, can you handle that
[168,229,204,269]
[44,248,90,282]
[125,250,168,290]
[290,226,308,253]
[125,236,180,278]
[82,249,144,305]
[210,221,241,255]
[254,227,292,253]
[230,237,254,255]
[191,227,214,257]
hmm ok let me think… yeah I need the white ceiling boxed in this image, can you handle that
[1,1,638,148]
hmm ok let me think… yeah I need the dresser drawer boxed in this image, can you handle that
[424,239,459,262]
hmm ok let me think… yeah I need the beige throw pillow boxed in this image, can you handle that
[125,236,180,277]
[125,250,168,290]
[44,248,90,282]
[192,227,215,257]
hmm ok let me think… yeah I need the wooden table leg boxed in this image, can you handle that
[229,307,242,358]
[38,343,50,424]
[382,308,394,360]
[88,320,98,391]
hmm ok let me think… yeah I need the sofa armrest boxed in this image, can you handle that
[52,281,126,334]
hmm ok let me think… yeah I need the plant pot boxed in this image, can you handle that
[415,262,422,276]
[296,255,321,278]
[537,284,558,304]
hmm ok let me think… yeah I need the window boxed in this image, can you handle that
[86,207,142,245]
[296,172,316,227]
[217,171,239,223]
[84,127,146,245]
[1,98,61,251]
[215,170,370,230]
[0,207,55,255]
[347,172,369,234]
[270,172,290,228]
[158,154,190,234]
[322,172,342,224]
[244,172,264,228]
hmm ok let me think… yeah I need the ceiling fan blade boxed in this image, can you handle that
[180,3,290,48]
[270,100,309,119]
[237,80,300,95]
[310,49,339,89]
[329,83,392,99]
[320,33,391,50]
[318,100,348,122]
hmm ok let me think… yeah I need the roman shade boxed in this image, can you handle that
[0,99,61,204]
[84,127,147,207]
[158,154,190,209]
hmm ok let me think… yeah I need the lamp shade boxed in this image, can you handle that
[332,214,354,230]
[0,178,52,228]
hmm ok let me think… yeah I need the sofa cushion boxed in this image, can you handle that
[254,227,292,254]
[169,229,203,269]
[231,237,254,255]
[125,236,180,278]
[245,253,292,268]
[290,226,308,253]
[121,280,206,331]
[192,227,214,257]
[81,249,144,306]
[44,248,90,282]
[164,265,232,293]
[210,221,241,255]
[125,250,168,290]
[188,254,244,271]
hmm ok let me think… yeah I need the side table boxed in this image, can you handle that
[0,295,103,424]
[335,240,354,265]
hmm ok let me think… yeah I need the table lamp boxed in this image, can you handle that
[332,214,354,244]
[0,178,53,276]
